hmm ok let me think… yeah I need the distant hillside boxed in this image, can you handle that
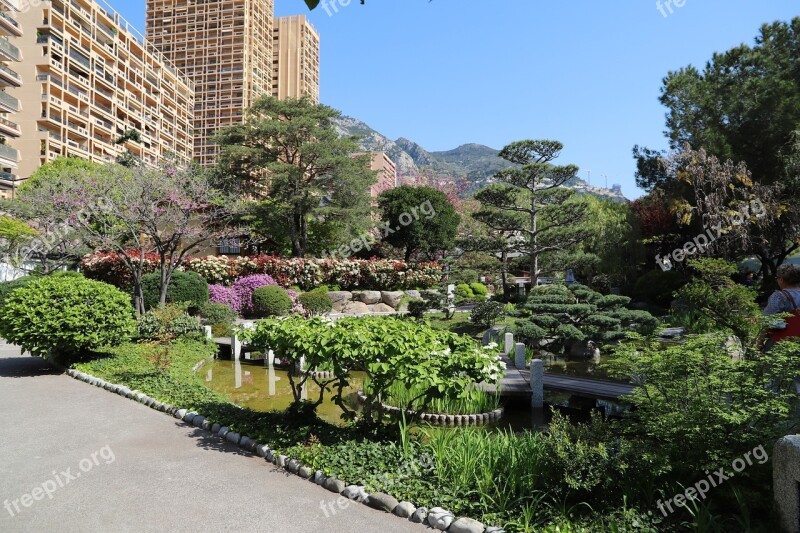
[332,115,628,202]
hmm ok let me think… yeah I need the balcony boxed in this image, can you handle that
[0,142,18,166]
[0,63,20,86]
[0,90,18,112]
[0,170,20,186]
[0,116,20,136]
[0,37,20,62]
[0,12,21,37]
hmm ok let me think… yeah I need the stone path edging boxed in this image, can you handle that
[59,361,504,533]
[356,390,504,427]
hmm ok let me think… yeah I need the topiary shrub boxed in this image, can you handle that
[252,286,292,318]
[198,301,237,325]
[141,270,209,311]
[137,304,204,341]
[469,282,489,299]
[298,291,333,316]
[470,300,506,329]
[407,299,431,319]
[452,268,479,285]
[0,275,136,361]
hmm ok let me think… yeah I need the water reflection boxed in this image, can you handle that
[203,360,364,426]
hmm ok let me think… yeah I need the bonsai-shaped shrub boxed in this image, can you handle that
[298,290,333,316]
[407,299,430,319]
[0,274,136,361]
[514,283,657,354]
[470,300,506,329]
[470,282,489,299]
[138,304,204,342]
[141,270,209,311]
[452,268,479,285]
[252,286,292,317]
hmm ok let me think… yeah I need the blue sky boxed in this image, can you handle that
[115,1,799,199]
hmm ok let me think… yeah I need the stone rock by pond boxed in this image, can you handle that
[339,301,371,315]
[369,303,395,313]
[381,291,405,308]
[327,291,353,309]
[353,290,382,304]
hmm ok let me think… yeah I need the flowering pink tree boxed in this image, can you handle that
[33,163,236,314]
[399,168,469,212]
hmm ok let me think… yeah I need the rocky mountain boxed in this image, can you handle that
[332,115,628,202]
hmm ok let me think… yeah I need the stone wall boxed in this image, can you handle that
[327,290,426,315]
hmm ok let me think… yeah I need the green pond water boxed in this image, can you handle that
[201,360,365,426]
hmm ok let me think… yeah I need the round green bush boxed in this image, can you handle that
[198,301,237,326]
[141,270,209,311]
[0,275,136,361]
[469,282,489,298]
[455,283,475,300]
[298,291,333,316]
[252,286,292,317]
[137,304,204,341]
[0,276,35,309]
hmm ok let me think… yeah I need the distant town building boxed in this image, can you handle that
[272,15,320,104]
[0,0,23,197]
[364,152,397,198]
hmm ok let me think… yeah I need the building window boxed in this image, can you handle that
[219,238,240,255]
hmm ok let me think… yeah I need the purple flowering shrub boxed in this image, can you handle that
[209,285,242,314]
[232,274,278,317]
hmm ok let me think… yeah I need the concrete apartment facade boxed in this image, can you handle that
[0,0,23,197]
[272,15,319,104]
[146,0,275,167]
[367,151,397,198]
[9,0,195,197]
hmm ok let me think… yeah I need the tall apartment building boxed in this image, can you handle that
[272,15,319,104]
[0,0,23,198]
[10,0,194,195]
[367,152,397,198]
[146,0,275,167]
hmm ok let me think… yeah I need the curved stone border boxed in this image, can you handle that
[356,391,504,427]
[58,361,503,533]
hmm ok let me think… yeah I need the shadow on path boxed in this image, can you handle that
[0,353,61,378]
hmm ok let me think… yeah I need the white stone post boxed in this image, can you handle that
[530,358,544,408]
[203,325,212,339]
[264,349,275,367]
[775,435,800,533]
[231,333,241,360]
[234,360,242,389]
[515,342,526,369]
[504,332,514,356]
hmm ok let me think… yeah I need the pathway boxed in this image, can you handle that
[0,343,426,533]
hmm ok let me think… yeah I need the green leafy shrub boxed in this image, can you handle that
[298,290,333,316]
[407,299,431,319]
[0,276,34,309]
[138,304,204,341]
[452,268,478,285]
[470,300,506,329]
[198,301,237,325]
[469,282,489,299]
[0,275,136,361]
[454,283,475,300]
[141,270,209,311]
[252,286,292,317]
